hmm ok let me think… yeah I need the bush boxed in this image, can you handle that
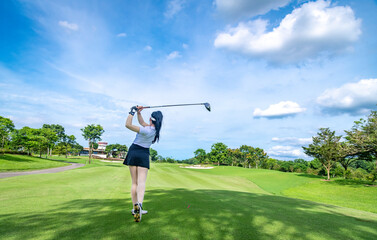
[366,170,377,182]
[351,168,368,181]
[344,169,352,179]
[0,150,28,155]
[332,165,344,178]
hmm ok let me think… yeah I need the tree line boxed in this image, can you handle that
[0,116,165,165]
[0,117,103,164]
[193,143,268,168]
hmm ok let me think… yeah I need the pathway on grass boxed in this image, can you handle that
[0,163,85,179]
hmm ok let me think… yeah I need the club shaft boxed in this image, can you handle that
[144,103,205,109]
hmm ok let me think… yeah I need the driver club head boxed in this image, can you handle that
[204,102,211,112]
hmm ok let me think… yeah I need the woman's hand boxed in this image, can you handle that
[137,106,144,113]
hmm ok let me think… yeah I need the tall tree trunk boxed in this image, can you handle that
[217,161,219,166]
[326,167,330,180]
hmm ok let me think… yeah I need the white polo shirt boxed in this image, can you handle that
[133,126,156,148]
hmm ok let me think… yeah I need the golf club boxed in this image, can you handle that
[143,102,211,112]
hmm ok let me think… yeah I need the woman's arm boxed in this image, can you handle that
[125,114,140,133]
[137,107,149,127]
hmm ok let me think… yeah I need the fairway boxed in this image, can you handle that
[1,160,377,240]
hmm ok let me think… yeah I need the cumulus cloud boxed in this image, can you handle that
[58,20,79,31]
[253,101,306,118]
[268,145,306,159]
[214,0,361,64]
[167,51,181,60]
[215,0,291,19]
[117,33,127,37]
[317,79,377,115]
[165,0,185,18]
[272,137,312,146]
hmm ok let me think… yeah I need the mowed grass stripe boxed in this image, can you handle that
[149,164,267,193]
[201,166,318,195]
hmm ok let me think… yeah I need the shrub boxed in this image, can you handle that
[351,168,368,181]
[366,170,377,183]
[344,169,352,179]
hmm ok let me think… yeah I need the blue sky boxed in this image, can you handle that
[1,0,377,160]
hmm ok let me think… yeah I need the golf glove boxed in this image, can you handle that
[129,106,138,116]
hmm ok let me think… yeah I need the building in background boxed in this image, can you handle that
[81,142,108,158]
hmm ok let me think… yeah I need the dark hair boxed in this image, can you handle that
[151,111,163,143]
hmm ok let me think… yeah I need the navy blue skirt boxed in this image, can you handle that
[123,144,150,169]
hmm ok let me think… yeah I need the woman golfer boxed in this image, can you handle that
[124,105,163,222]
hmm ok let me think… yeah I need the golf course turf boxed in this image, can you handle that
[0,157,376,239]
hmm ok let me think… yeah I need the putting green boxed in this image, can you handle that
[0,161,376,240]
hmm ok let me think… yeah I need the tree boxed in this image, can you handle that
[42,124,65,155]
[253,147,268,169]
[210,142,228,166]
[293,158,309,172]
[60,134,76,158]
[194,148,206,164]
[240,145,254,168]
[71,142,84,156]
[40,128,58,158]
[346,110,377,170]
[265,158,278,170]
[81,124,104,164]
[150,148,158,161]
[0,116,15,153]
[303,128,342,180]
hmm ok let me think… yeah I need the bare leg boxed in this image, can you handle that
[137,166,148,204]
[129,166,138,205]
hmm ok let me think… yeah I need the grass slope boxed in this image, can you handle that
[283,179,377,214]
[0,154,70,172]
[0,161,376,240]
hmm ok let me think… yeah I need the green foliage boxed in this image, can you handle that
[150,148,158,161]
[194,148,206,163]
[303,128,342,180]
[210,142,228,166]
[81,124,104,164]
[105,144,128,158]
[0,116,15,152]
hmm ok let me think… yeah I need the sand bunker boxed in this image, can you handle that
[180,165,214,169]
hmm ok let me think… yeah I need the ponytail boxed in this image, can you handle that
[151,111,163,143]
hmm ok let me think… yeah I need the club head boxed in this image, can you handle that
[204,102,211,112]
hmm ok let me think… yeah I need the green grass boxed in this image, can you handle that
[283,178,377,214]
[196,166,320,195]
[0,160,376,240]
[0,154,70,172]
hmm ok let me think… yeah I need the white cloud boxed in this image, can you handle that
[167,51,181,60]
[214,0,361,64]
[215,0,291,19]
[144,45,152,51]
[182,43,188,49]
[117,33,127,37]
[58,20,79,31]
[165,0,185,19]
[317,79,377,114]
[268,145,306,159]
[272,137,312,146]
[253,101,306,118]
